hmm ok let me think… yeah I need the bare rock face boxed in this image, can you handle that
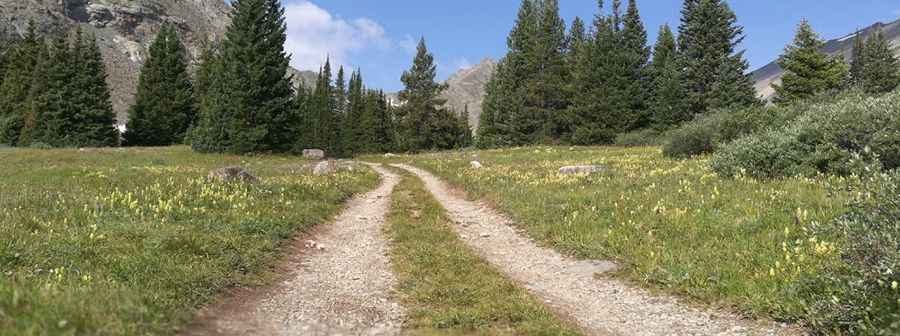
[208,166,259,184]
[302,149,326,160]
[558,165,604,175]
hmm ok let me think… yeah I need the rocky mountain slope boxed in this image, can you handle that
[751,18,900,100]
[387,58,496,131]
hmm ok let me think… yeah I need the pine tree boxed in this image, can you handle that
[192,0,295,154]
[677,0,758,115]
[477,59,511,148]
[619,0,651,129]
[649,24,689,129]
[124,24,195,146]
[850,29,866,86]
[69,29,119,147]
[397,37,447,152]
[30,36,75,147]
[860,27,900,94]
[772,20,848,105]
[0,23,40,145]
[309,60,333,150]
[370,90,394,153]
[330,66,346,156]
[522,0,568,143]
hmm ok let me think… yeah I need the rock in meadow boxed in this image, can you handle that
[558,165,604,175]
[303,149,326,160]
[208,166,259,184]
[470,161,483,169]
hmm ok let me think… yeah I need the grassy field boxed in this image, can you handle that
[385,169,582,335]
[0,146,378,335]
[370,146,849,323]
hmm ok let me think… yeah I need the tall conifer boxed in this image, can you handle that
[649,24,689,129]
[125,25,195,146]
[0,23,40,145]
[772,20,848,105]
[397,38,447,152]
[860,28,900,94]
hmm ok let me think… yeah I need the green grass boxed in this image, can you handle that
[367,146,849,324]
[386,169,582,336]
[0,146,379,335]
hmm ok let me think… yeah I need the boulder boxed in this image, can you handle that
[302,149,326,159]
[312,160,358,176]
[383,153,397,158]
[208,166,259,183]
[558,165,604,175]
[470,161,483,169]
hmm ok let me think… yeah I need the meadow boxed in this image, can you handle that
[0,146,378,335]
[371,146,850,324]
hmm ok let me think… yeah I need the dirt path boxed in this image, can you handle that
[184,165,404,336]
[392,164,797,336]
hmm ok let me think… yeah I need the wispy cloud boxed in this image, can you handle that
[283,1,391,71]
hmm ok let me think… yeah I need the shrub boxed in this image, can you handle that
[28,142,52,150]
[614,128,664,147]
[809,169,900,335]
[661,104,803,158]
[712,91,900,178]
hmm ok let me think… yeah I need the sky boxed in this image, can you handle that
[279,0,900,91]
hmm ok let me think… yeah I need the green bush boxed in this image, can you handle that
[614,128,664,147]
[712,91,900,178]
[809,169,900,335]
[661,104,803,158]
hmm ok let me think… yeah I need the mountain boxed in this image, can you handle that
[387,58,497,131]
[751,18,900,100]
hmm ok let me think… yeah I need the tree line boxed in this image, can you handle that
[0,0,472,155]
[175,0,471,155]
[0,25,118,148]
[478,0,758,147]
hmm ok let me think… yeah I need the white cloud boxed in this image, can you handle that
[399,34,418,55]
[284,1,391,71]
[453,57,473,71]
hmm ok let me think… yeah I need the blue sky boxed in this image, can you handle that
[280,0,900,91]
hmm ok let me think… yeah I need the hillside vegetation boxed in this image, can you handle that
[0,147,377,335]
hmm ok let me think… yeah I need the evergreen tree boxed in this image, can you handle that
[343,69,366,155]
[772,20,848,105]
[74,30,119,147]
[677,0,758,115]
[370,90,394,153]
[521,0,568,143]
[192,0,295,154]
[30,36,75,147]
[850,29,866,86]
[330,66,346,156]
[649,24,689,129]
[124,24,195,146]
[397,37,447,152]
[309,60,333,149]
[0,23,39,145]
[619,0,651,129]
[860,27,900,94]
[477,59,511,148]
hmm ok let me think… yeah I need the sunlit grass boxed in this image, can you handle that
[368,146,849,323]
[0,146,378,335]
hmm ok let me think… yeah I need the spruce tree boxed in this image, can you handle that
[0,23,40,145]
[371,90,394,153]
[69,29,119,147]
[192,0,295,154]
[772,20,848,105]
[397,37,447,152]
[124,24,195,146]
[477,59,510,148]
[850,29,866,86]
[310,60,333,150]
[649,24,689,129]
[619,0,651,129]
[330,66,346,157]
[30,36,75,147]
[860,28,900,94]
[522,0,568,143]
[677,0,758,115]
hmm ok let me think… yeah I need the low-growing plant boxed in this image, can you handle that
[712,91,900,178]
[808,167,900,335]
[615,128,664,147]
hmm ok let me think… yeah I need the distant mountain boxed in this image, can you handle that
[386,58,497,131]
[751,18,900,100]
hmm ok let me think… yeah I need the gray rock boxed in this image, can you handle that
[311,160,360,176]
[558,165,604,175]
[470,161,483,169]
[303,149,326,159]
[208,166,259,184]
